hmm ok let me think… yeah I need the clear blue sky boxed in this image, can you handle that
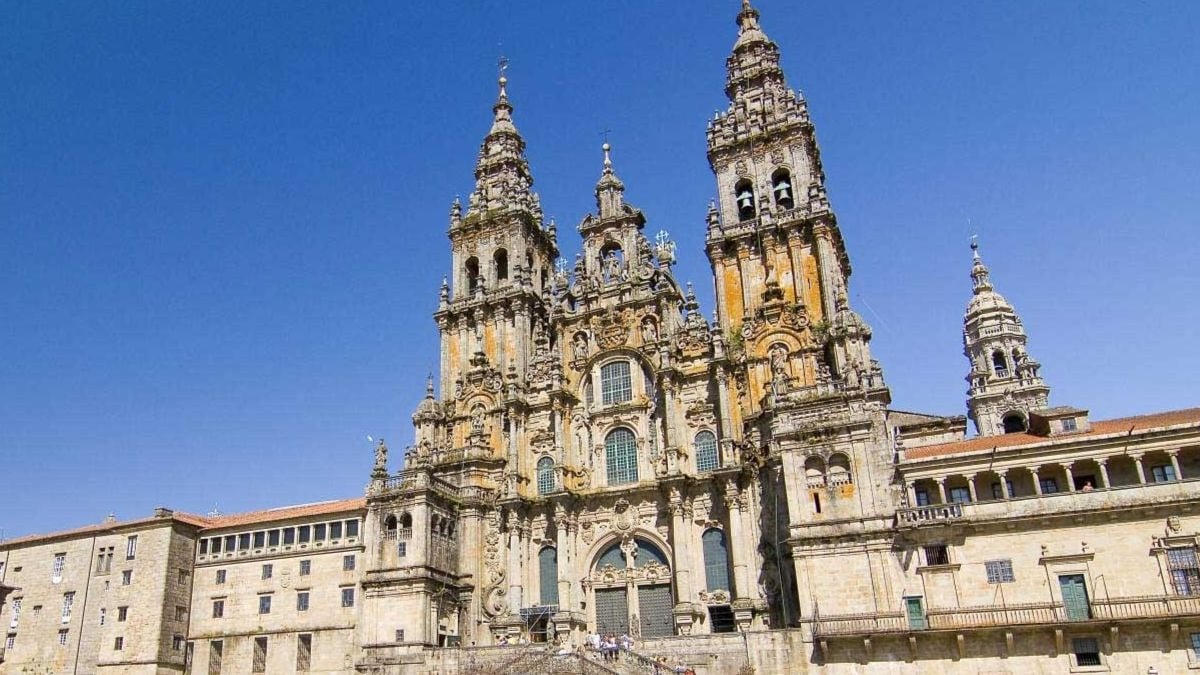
[3,1,1197,538]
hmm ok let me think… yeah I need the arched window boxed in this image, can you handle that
[494,249,508,282]
[804,456,826,487]
[633,540,669,568]
[828,453,852,486]
[537,457,556,495]
[702,529,731,592]
[600,361,633,405]
[539,547,559,606]
[384,515,397,536]
[771,169,794,209]
[605,428,639,485]
[1002,412,1027,434]
[992,350,1009,378]
[466,257,481,293]
[734,179,756,221]
[695,431,718,473]
[597,542,626,569]
[399,513,412,529]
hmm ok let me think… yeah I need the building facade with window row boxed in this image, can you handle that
[3,2,1199,673]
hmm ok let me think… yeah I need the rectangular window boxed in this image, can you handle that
[224,535,236,552]
[212,600,224,618]
[61,592,74,623]
[126,535,138,560]
[253,531,265,549]
[118,606,128,621]
[600,361,633,405]
[1072,637,1101,667]
[252,636,267,673]
[914,490,930,507]
[298,525,311,543]
[948,486,971,504]
[210,537,222,553]
[173,634,185,651]
[199,539,208,555]
[258,595,272,614]
[216,569,226,584]
[1191,633,1200,662]
[175,605,188,621]
[52,553,66,582]
[95,547,114,574]
[985,559,1015,584]
[297,592,309,612]
[296,634,312,672]
[397,542,407,558]
[99,608,106,625]
[262,564,273,580]
[1062,417,1078,432]
[904,596,927,630]
[58,629,68,646]
[346,520,359,538]
[208,640,223,675]
[394,629,405,643]
[268,530,280,547]
[299,560,311,576]
[238,533,251,550]
[121,570,132,585]
[341,587,355,608]
[923,545,950,566]
[283,528,295,545]
[343,555,356,571]
[1039,477,1059,494]
[6,634,15,651]
[314,524,327,541]
[1168,547,1200,596]
[330,522,343,540]
[114,636,124,650]
[1152,464,1177,482]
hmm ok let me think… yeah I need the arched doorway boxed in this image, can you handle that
[586,537,674,638]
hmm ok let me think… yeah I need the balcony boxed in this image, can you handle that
[813,593,1200,638]
[896,503,963,527]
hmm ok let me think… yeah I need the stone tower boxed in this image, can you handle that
[963,241,1050,436]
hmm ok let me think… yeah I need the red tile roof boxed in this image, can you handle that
[904,408,1200,461]
[199,497,365,531]
[0,498,366,548]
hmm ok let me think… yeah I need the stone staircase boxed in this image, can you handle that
[457,644,621,675]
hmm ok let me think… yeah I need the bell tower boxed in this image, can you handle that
[705,1,886,422]
[963,241,1050,436]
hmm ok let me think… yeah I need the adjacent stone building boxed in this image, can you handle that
[2,2,1199,673]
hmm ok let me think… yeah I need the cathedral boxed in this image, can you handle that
[3,2,1199,674]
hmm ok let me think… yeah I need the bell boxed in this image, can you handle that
[736,189,754,209]
[774,179,792,200]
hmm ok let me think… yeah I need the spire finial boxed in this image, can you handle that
[426,373,435,397]
[970,237,993,294]
[602,141,612,170]
[497,55,509,100]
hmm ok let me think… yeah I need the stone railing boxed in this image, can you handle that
[814,593,1200,638]
[895,503,963,527]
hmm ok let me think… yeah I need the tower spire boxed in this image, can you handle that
[465,62,542,220]
[594,141,626,219]
[962,240,1050,436]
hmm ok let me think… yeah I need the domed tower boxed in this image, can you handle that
[963,241,1050,436]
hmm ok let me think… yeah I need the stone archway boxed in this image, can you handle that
[584,535,674,638]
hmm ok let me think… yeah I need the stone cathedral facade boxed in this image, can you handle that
[4,3,1200,674]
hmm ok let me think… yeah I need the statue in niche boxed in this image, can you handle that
[602,250,622,282]
[572,332,589,362]
[641,318,658,344]
[471,406,486,435]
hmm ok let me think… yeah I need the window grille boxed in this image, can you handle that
[702,529,731,592]
[695,431,718,473]
[537,457,556,495]
[985,559,1015,584]
[605,428,638,485]
[923,545,950,566]
[600,361,633,405]
[1168,547,1200,596]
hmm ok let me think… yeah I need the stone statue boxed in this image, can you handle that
[572,332,589,361]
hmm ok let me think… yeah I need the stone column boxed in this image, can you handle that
[507,512,523,611]
[715,369,734,440]
[1169,450,1183,481]
[1096,460,1111,488]
[724,480,751,599]
[935,478,948,504]
[670,494,694,601]
[1032,468,1043,495]
[996,470,1010,500]
[965,474,978,503]
[1133,454,1147,484]
[1063,464,1076,492]
[905,481,918,508]
[554,509,571,610]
